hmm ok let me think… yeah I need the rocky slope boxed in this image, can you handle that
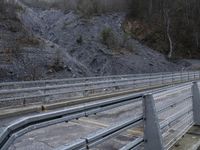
[0,1,194,81]
[0,1,92,81]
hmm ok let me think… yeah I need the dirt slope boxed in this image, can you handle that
[0,1,191,81]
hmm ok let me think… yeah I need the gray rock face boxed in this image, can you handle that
[0,1,186,81]
[0,2,92,81]
[21,7,183,73]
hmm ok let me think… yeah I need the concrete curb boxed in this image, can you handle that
[0,106,41,119]
[0,82,184,119]
[0,87,149,119]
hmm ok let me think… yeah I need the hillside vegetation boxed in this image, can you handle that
[124,0,200,59]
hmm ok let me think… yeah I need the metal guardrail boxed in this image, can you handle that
[0,73,153,89]
[0,71,198,91]
[0,81,200,150]
[55,82,200,150]
[0,71,199,108]
[0,93,143,150]
[57,116,143,150]
[0,71,196,89]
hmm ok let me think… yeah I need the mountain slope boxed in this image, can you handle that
[20,6,183,73]
[0,1,93,81]
[0,1,191,81]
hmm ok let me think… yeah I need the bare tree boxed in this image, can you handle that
[149,0,153,17]
[163,8,173,58]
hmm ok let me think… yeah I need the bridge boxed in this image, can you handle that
[0,71,200,150]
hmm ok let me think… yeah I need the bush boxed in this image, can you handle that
[76,35,83,44]
[4,48,12,62]
[3,44,22,60]
[101,27,116,49]
[77,0,101,18]
[0,1,24,20]
[49,49,65,72]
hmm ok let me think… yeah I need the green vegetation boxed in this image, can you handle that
[101,27,115,49]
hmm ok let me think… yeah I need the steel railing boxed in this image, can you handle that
[0,71,199,108]
[0,71,197,90]
[0,93,143,150]
[56,82,200,150]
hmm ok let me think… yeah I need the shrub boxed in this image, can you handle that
[76,35,83,44]
[77,0,100,18]
[4,44,22,60]
[101,27,116,49]
[4,48,12,62]
[49,49,65,72]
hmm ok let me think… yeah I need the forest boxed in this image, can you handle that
[125,0,200,59]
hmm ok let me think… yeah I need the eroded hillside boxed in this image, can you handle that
[0,1,92,81]
[0,0,196,81]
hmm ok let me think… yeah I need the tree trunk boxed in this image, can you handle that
[149,0,153,16]
[164,10,173,58]
[195,32,199,48]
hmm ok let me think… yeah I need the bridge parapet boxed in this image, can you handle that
[0,71,199,109]
[1,81,200,149]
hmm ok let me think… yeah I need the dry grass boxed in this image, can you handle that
[16,37,40,46]
[48,49,65,73]
[4,48,12,62]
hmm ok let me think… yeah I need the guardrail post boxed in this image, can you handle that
[23,98,26,106]
[143,94,164,150]
[199,71,200,79]
[180,71,181,82]
[149,73,152,87]
[181,71,183,82]
[192,82,200,125]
